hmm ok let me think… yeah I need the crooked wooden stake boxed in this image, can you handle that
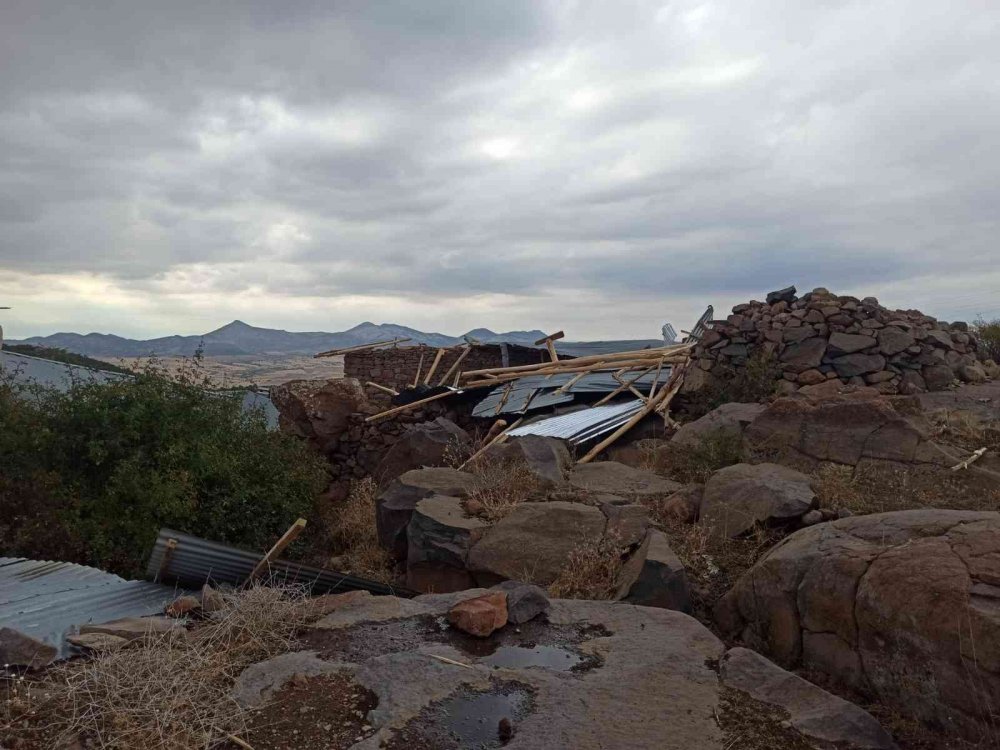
[246,518,307,584]
[952,447,988,471]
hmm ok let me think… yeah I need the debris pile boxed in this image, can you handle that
[687,286,989,397]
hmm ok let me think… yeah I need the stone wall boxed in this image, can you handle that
[345,343,550,392]
[685,286,989,397]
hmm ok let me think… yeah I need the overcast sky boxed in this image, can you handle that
[2,0,998,341]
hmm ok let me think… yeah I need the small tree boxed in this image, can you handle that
[975,317,1000,363]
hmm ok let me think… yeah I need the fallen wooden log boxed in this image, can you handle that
[460,343,692,377]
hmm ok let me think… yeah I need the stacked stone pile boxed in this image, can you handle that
[687,285,990,397]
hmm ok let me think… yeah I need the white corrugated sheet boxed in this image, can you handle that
[505,399,645,444]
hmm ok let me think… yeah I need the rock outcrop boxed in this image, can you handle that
[263,589,897,749]
[684,286,985,398]
[374,417,470,487]
[569,461,682,499]
[376,467,483,559]
[699,462,817,541]
[486,435,572,489]
[715,509,1000,738]
[670,402,766,447]
[270,378,369,455]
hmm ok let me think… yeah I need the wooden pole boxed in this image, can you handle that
[438,344,472,387]
[314,337,410,358]
[648,356,665,400]
[366,381,399,396]
[577,362,688,464]
[365,389,458,423]
[461,344,691,377]
[412,349,426,388]
[423,348,446,385]
[247,518,307,583]
[459,417,524,470]
[592,365,656,406]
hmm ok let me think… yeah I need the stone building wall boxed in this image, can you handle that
[344,343,550,392]
[684,286,989,397]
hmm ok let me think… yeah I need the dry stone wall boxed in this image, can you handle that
[345,343,549,392]
[686,286,989,397]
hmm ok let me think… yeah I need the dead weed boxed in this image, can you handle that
[316,477,394,583]
[464,457,542,524]
[548,531,628,601]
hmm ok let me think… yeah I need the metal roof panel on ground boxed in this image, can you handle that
[471,368,671,418]
[505,399,646,444]
[0,557,179,659]
[147,529,416,599]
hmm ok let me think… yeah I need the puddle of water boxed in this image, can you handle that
[482,644,584,671]
[386,681,534,750]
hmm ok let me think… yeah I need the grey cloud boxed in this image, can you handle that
[1,0,998,337]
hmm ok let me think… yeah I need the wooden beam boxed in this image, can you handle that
[494,382,514,414]
[423,348,446,385]
[366,381,399,396]
[438,344,472,386]
[314,337,410,358]
[461,344,691,377]
[648,356,665,400]
[577,361,688,464]
[952,447,988,471]
[458,417,523,470]
[412,349,426,388]
[247,518,307,583]
[156,538,178,582]
[365,389,458,423]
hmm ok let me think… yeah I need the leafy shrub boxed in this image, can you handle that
[0,359,328,577]
[975,317,1000,363]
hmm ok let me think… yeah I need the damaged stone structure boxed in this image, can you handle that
[685,286,991,398]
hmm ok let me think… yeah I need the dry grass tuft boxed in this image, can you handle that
[4,585,311,750]
[928,409,1000,456]
[651,432,745,484]
[548,531,628,601]
[661,520,783,621]
[464,457,543,524]
[317,477,394,583]
[812,462,1000,517]
[716,685,814,750]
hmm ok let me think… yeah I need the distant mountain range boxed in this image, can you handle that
[10,320,663,358]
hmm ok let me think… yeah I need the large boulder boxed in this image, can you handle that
[468,501,606,586]
[670,402,765,447]
[699,463,816,541]
[374,417,470,487]
[615,529,691,612]
[270,378,368,454]
[715,509,1000,738]
[406,494,489,593]
[377,467,483,559]
[486,435,572,488]
[569,461,682,499]
[743,391,952,470]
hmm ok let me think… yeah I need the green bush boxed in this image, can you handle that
[0,359,328,577]
[975,317,1000,362]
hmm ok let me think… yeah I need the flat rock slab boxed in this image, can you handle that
[271,591,893,750]
[78,616,186,641]
[670,402,766,447]
[310,590,432,630]
[468,501,607,586]
[721,647,896,749]
[0,627,57,669]
[569,461,682,498]
[232,650,346,708]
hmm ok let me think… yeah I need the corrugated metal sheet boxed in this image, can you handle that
[0,557,179,659]
[505,399,645,444]
[686,305,714,343]
[147,529,416,599]
[472,368,671,418]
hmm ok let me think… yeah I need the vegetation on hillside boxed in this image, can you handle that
[0,358,328,577]
[2,343,133,374]
[975,316,1000,362]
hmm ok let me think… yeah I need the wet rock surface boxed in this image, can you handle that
[269,592,894,749]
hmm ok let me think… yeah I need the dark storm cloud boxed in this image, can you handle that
[1,0,998,338]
